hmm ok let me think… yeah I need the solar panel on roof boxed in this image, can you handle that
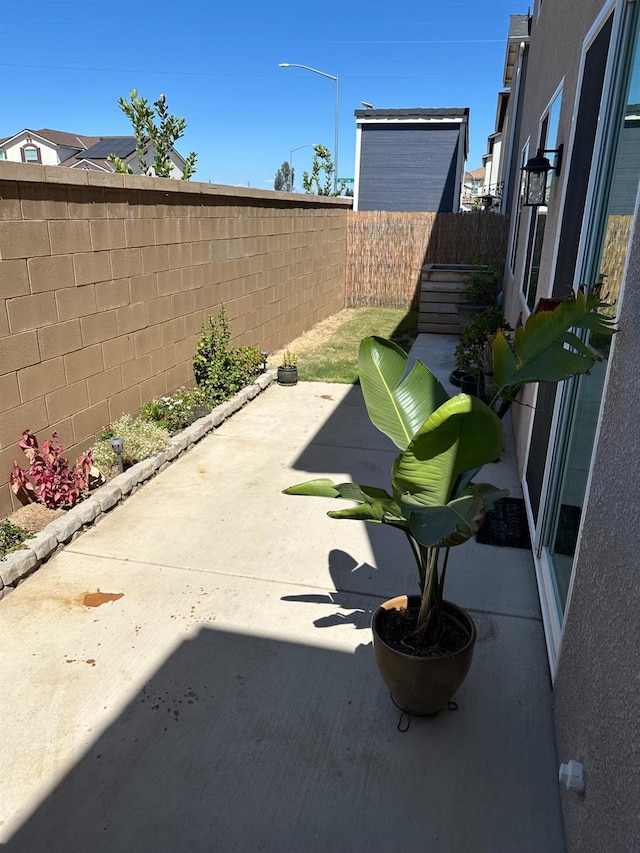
[82,137,136,159]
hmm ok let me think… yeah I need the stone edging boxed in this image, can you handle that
[0,371,276,599]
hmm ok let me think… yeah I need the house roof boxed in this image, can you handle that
[0,128,100,149]
[82,137,137,159]
[33,128,100,149]
[504,14,530,87]
[354,107,469,120]
[1,127,187,171]
[466,167,485,180]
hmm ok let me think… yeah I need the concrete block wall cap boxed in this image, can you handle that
[0,161,47,182]
[43,165,89,186]
[0,548,38,586]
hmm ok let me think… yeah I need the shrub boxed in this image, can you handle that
[193,305,263,404]
[463,254,503,304]
[0,520,33,560]
[91,415,170,475]
[280,350,298,369]
[455,306,512,378]
[139,387,211,434]
[9,430,93,510]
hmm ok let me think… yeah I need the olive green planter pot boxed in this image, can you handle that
[371,595,476,715]
[277,367,298,386]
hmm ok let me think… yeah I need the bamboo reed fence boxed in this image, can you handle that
[600,214,632,308]
[346,210,509,308]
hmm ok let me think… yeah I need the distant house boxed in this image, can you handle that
[353,108,469,212]
[461,166,486,210]
[0,128,188,178]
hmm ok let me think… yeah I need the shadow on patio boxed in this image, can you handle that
[1,335,565,852]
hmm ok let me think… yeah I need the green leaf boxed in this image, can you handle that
[493,288,616,392]
[283,479,402,523]
[392,394,504,506]
[358,336,449,450]
[283,478,340,497]
[403,484,509,548]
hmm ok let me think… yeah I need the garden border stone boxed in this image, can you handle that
[0,371,277,596]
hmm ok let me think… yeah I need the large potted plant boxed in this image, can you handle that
[284,288,615,714]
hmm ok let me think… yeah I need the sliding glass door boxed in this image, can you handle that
[534,8,640,667]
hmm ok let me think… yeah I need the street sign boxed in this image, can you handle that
[338,178,354,184]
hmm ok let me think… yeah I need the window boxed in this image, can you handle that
[0,150,5,160]
[21,145,41,164]
[522,89,563,308]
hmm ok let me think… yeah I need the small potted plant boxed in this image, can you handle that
[277,350,298,386]
[284,288,615,714]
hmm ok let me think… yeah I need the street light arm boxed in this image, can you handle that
[279,62,340,193]
[278,62,338,82]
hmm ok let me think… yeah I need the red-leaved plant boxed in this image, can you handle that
[10,430,93,510]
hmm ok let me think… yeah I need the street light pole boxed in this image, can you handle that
[290,144,315,192]
[279,63,339,194]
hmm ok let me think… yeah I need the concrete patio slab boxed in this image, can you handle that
[0,335,565,852]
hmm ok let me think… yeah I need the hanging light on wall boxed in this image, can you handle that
[522,145,563,206]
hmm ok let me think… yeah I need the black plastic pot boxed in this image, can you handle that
[460,374,479,396]
[277,366,298,386]
[371,596,476,715]
[449,368,474,388]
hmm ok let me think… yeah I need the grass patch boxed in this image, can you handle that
[297,308,418,384]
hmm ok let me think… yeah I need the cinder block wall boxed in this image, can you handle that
[0,163,349,518]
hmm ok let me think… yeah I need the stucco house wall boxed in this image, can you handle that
[500,1,640,849]
[552,201,640,852]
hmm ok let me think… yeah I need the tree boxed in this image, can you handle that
[274,161,294,192]
[108,89,198,180]
[302,144,346,196]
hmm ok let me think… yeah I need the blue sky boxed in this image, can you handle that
[1,0,525,189]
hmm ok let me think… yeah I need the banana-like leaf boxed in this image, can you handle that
[402,485,506,547]
[392,394,504,506]
[493,287,616,391]
[358,336,449,450]
[283,479,402,523]
[403,484,509,548]
[283,478,342,498]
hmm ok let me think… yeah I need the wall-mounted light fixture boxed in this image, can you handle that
[522,145,563,206]
[109,436,125,473]
[481,194,494,211]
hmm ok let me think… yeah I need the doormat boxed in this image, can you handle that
[476,497,531,549]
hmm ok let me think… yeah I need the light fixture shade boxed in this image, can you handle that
[522,146,562,206]
[524,170,549,206]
